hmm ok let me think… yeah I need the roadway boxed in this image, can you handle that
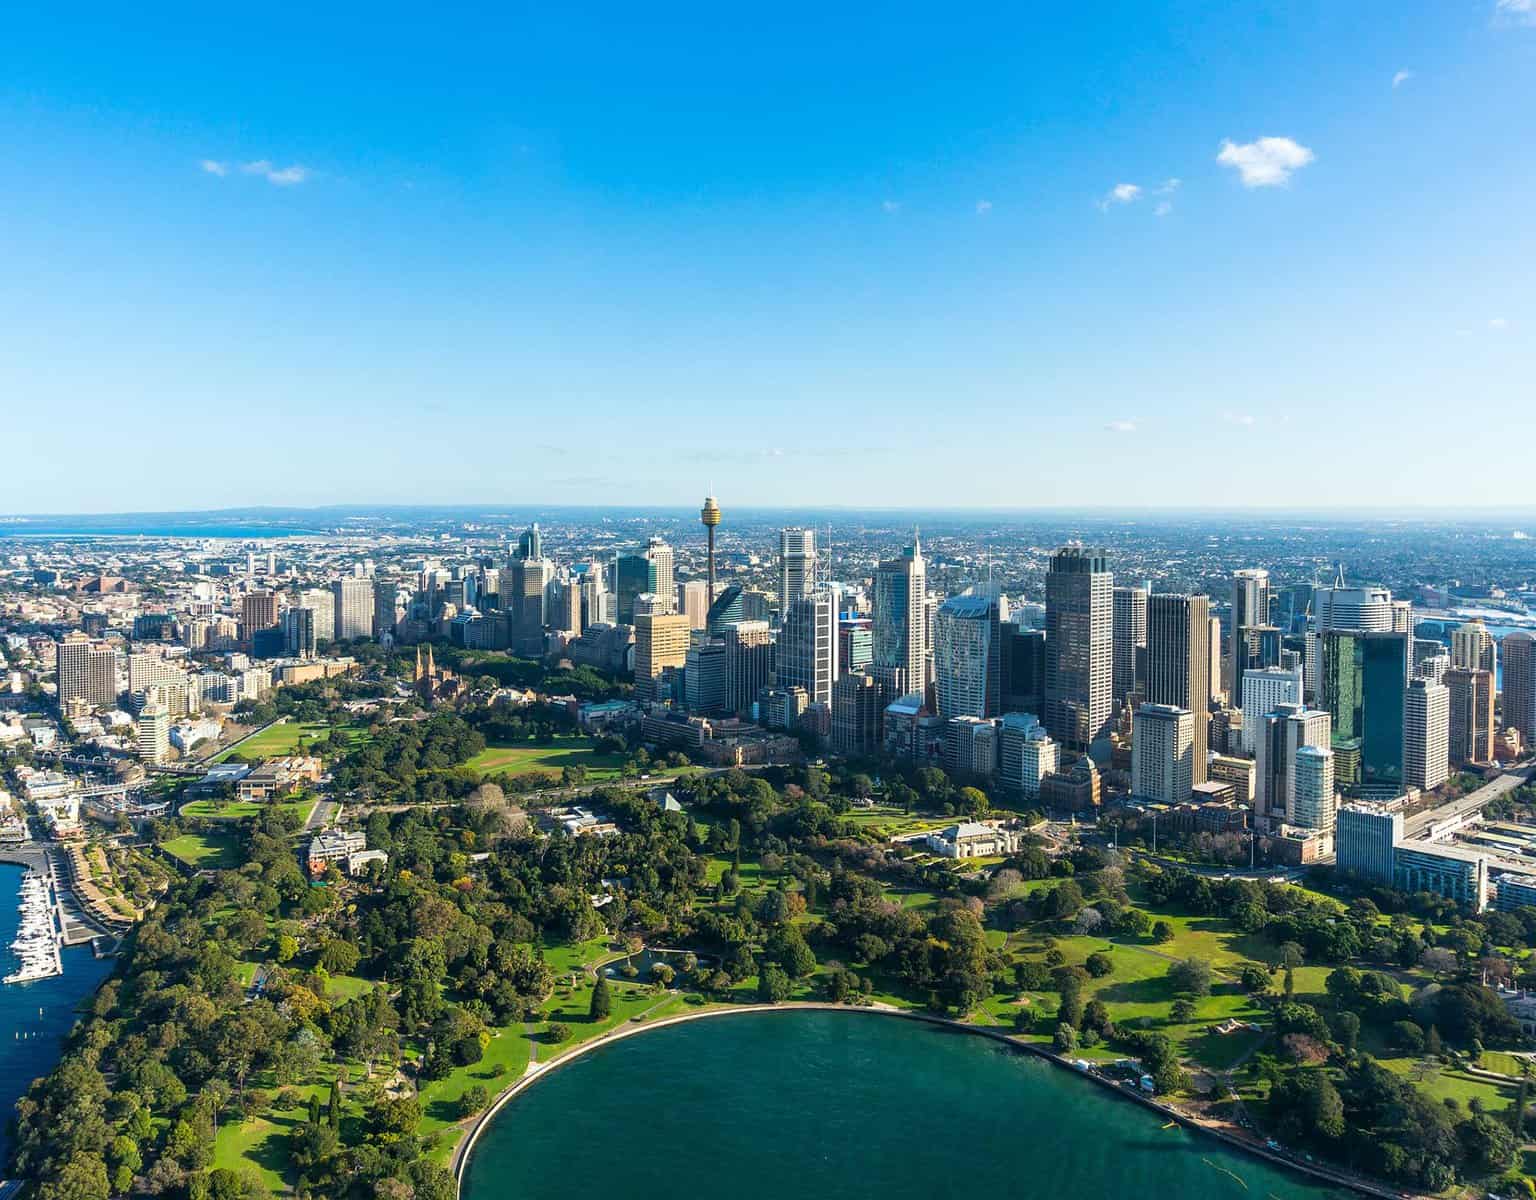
[1402,764,1535,840]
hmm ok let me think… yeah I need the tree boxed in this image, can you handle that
[1170,997,1197,1023]
[455,1084,491,1119]
[1167,958,1212,997]
[1053,1023,1078,1053]
[1330,1010,1361,1056]
[1269,1068,1345,1143]
[758,964,792,1004]
[1151,920,1175,944]
[1085,951,1114,978]
[1239,963,1272,995]
[589,975,612,1021]
[328,1079,341,1129]
[547,1022,572,1043]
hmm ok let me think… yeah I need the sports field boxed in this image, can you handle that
[461,739,625,779]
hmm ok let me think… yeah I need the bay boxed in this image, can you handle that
[462,1009,1348,1200]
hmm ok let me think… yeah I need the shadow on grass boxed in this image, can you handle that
[1096,975,1177,1005]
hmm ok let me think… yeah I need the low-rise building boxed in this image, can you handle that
[922,821,1021,859]
[307,829,366,875]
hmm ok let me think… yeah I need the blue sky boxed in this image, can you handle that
[2,1,1533,513]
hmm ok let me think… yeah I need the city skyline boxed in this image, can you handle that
[4,2,1534,512]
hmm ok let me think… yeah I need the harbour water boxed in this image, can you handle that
[0,864,112,1161]
[462,1010,1348,1200]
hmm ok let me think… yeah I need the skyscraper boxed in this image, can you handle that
[776,591,838,707]
[614,538,675,623]
[282,607,316,657]
[1314,582,1394,633]
[1131,703,1195,804]
[1503,633,1536,747]
[1254,703,1331,829]
[1445,667,1495,766]
[778,527,816,611]
[374,580,401,643]
[1230,568,1272,699]
[516,523,542,561]
[831,672,883,757]
[633,611,691,702]
[1044,545,1112,752]
[1240,665,1305,754]
[1404,677,1450,791]
[872,532,927,699]
[56,632,117,710]
[1111,585,1147,706]
[241,590,280,642]
[1291,745,1336,832]
[1145,593,1211,783]
[723,620,773,717]
[1451,619,1498,674]
[136,699,171,764]
[333,576,374,642]
[933,592,998,719]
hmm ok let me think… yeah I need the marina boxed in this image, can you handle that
[2,869,62,986]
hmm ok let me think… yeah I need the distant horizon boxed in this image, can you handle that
[5,502,1536,523]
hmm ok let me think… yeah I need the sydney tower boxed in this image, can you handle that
[700,495,721,600]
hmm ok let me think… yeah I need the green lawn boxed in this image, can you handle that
[161,831,241,870]
[178,795,319,824]
[214,720,369,763]
[462,738,626,780]
[419,1025,534,1143]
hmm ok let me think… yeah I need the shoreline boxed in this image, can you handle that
[449,1002,1408,1200]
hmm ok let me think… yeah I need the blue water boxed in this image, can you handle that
[0,865,114,1160]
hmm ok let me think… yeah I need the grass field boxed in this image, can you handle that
[462,738,626,780]
[214,720,369,763]
[178,795,319,824]
[161,830,241,870]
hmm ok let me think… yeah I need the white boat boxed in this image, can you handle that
[4,869,62,985]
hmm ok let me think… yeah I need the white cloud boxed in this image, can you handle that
[1154,178,1181,195]
[202,158,311,185]
[1105,419,1137,434]
[1490,317,1509,329]
[1494,0,1536,25]
[240,160,310,185]
[881,199,901,213]
[1216,136,1316,187]
[1392,69,1414,88]
[1154,201,1172,217]
[1223,411,1257,427]
[975,199,993,215]
[1098,183,1141,211]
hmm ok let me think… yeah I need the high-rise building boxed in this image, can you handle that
[1208,615,1224,704]
[1131,703,1195,804]
[1254,703,1331,829]
[1112,585,1147,706]
[1336,804,1402,884]
[683,639,729,716]
[1451,619,1498,674]
[1000,622,1046,716]
[333,577,374,642]
[1230,568,1272,699]
[944,716,1000,778]
[777,591,838,707]
[1404,677,1450,791]
[933,592,999,719]
[295,587,335,642]
[511,557,555,631]
[615,538,675,624]
[1145,593,1211,783]
[1321,629,1411,795]
[831,672,883,757]
[1391,600,1413,635]
[241,590,280,642]
[778,528,816,611]
[677,580,712,630]
[838,616,873,674]
[633,612,691,702]
[1445,667,1495,766]
[57,631,117,710]
[282,607,316,657]
[1043,545,1112,752]
[872,533,927,699]
[723,620,773,717]
[1314,582,1394,633]
[1291,745,1336,832]
[1505,633,1536,747]
[999,712,1057,800]
[374,580,400,642]
[1240,665,1304,754]
[136,699,171,764]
